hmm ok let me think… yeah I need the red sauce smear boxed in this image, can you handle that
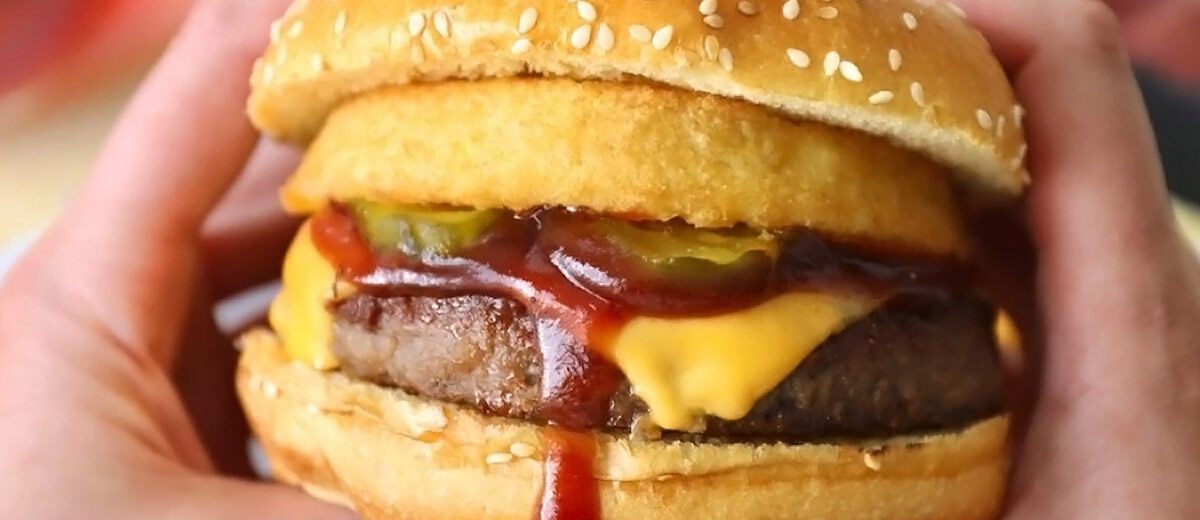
[310,205,973,520]
[310,206,971,427]
[537,429,601,520]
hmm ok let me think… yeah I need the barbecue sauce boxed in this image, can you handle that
[536,429,601,520]
[310,205,975,520]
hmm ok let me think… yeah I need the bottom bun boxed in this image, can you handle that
[237,329,1009,520]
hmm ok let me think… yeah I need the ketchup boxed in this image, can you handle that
[308,205,977,520]
[311,208,377,277]
[536,429,601,520]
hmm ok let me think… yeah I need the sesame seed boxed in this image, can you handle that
[782,0,800,20]
[262,380,279,399]
[629,24,652,42]
[262,63,276,84]
[945,1,968,19]
[903,12,918,30]
[703,14,725,28]
[433,11,450,38]
[570,24,592,49]
[995,115,1007,138]
[1012,144,1028,170]
[310,53,325,71]
[863,451,882,471]
[839,60,863,82]
[518,7,538,34]
[816,6,839,19]
[823,51,841,77]
[270,20,283,42]
[1012,104,1026,128]
[595,23,615,53]
[976,109,994,129]
[869,90,895,105]
[411,406,448,431]
[411,44,426,63]
[738,1,759,15]
[786,48,810,68]
[652,25,674,50]
[718,47,734,71]
[910,82,927,106]
[699,0,719,16]
[510,442,537,458]
[577,1,597,22]
[511,38,532,54]
[888,49,902,71]
[409,12,426,36]
[288,21,304,38]
[704,35,720,60]
[333,11,347,35]
[486,452,515,465]
[306,404,321,415]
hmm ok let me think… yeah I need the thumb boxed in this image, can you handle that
[152,476,358,520]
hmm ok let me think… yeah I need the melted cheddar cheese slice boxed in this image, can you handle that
[269,222,341,370]
[271,223,879,429]
[613,294,877,431]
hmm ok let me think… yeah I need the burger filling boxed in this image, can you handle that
[271,201,1003,441]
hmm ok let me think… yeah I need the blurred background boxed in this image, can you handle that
[0,0,1198,260]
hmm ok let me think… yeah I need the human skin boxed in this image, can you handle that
[0,0,1198,518]
[1106,0,1200,87]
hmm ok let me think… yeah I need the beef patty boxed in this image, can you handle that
[332,293,1004,442]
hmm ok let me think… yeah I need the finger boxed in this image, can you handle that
[70,0,289,245]
[174,280,254,477]
[152,476,358,520]
[202,140,301,300]
[33,0,291,364]
[955,0,1200,515]
[959,0,1177,378]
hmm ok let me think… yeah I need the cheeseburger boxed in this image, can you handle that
[237,0,1028,518]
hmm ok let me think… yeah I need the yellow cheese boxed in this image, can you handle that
[612,293,878,431]
[269,222,341,370]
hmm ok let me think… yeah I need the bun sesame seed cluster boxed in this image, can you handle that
[251,0,1028,196]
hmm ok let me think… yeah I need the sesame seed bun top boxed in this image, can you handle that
[250,0,1028,197]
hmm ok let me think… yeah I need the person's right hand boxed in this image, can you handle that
[957,0,1200,517]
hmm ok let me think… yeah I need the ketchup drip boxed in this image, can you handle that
[537,429,601,520]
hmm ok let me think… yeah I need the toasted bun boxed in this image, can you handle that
[288,80,971,255]
[238,329,1009,520]
[252,0,1028,197]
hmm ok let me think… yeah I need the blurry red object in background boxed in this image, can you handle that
[1108,0,1200,89]
[0,0,192,108]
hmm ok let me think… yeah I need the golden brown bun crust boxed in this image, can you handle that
[238,329,1009,520]
[290,80,970,255]
[253,0,1028,196]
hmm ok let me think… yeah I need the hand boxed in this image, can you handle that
[0,0,353,517]
[959,0,1200,518]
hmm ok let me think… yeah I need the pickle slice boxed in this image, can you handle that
[596,219,778,267]
[539,211,780,315]
[349,201,506,257]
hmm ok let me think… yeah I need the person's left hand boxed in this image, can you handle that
[0,0,354,517]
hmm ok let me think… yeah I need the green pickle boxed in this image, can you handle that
[600,219,779,267]
[350,201,505,257]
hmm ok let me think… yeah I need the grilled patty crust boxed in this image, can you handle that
[331,293,1003,441]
